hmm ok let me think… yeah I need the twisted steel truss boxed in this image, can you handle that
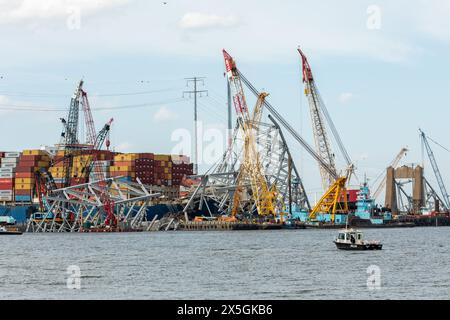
[183,116,310,219]
[26,177,160,232]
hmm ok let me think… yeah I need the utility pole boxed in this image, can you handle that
[183,77,207,175]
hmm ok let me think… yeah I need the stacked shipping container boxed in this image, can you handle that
[0,152,20,202]
[171,155,194,185]
[1,148,193,204]
[153,154,173,186]
[110,153,193,186]
[15,150,51,202]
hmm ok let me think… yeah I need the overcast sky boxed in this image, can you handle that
[1,0,450,198]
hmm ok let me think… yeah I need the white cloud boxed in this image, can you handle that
[153,106,178,122]
[0,1,447,66]
[415,0,450,43]
[339,92,354,104]
[179,12,239,30]
[0,0,131,24]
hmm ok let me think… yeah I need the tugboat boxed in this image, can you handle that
[0,225,23,235]
[334,228,382,250]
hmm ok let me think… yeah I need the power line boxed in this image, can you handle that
[0,97,185,112]
[0,87,182,98]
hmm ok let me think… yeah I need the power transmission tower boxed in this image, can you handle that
[183,77,208,175]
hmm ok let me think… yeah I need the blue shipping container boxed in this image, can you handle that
[15,195,32,202]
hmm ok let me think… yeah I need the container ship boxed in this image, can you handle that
[0,149,194,228]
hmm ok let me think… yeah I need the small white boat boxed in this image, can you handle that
[334,228,382,250]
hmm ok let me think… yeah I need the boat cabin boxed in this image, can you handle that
[337,229,364,244]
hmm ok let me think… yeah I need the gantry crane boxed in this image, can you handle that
[223,50,277,217]
[420,129,450,211]
[225,49,350,223]
[372,147,408,201]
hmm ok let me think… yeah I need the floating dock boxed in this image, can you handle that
[178,220,285,231]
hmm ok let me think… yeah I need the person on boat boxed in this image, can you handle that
[350,234,356,244]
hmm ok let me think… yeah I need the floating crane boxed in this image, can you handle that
[420,129,450,211]
[298,48,355,221]
[226,49,350,223]
[372,147,408,201]
[223,50,277,217]
[298,48,337,190]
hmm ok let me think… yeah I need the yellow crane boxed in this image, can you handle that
[225,48,351,223]
[223,50,276,217]
[298,48,355,223]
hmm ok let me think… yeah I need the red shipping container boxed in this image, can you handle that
[347,189,359,203]
[15,166,35,173]
[15,189,32,195]
[19,155,42,161]
[15,172,35,178]
[136,154,154,161]
[16,160,38,167]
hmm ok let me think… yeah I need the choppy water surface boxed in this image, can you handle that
[1,228,449,299]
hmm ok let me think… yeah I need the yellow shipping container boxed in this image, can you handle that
[15,183,34,190]
[110,166,135,172]
[23,149,47,156]
[114,154,139,162]
[15,178,35,184]
[154,154,170,161]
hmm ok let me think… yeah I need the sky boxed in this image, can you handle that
[1,0,450,201]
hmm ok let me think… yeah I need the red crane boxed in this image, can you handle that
[80,88,97,146]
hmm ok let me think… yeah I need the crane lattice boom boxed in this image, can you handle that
[420,129,450,210]
[223,50,276,216]
[298,48,337,190]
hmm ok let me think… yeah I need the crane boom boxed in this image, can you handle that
[237,70,337,180]
[80,89,97,146]
[81,118,113,181]
[225,49,347,222]
[372,147,408,200]
[298,48,337,189]
[420,129,450,210]
[223,50,276,216]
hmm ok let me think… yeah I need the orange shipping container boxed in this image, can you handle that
[113,161,135,167]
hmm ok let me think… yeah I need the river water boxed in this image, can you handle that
[1,227,449,299]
